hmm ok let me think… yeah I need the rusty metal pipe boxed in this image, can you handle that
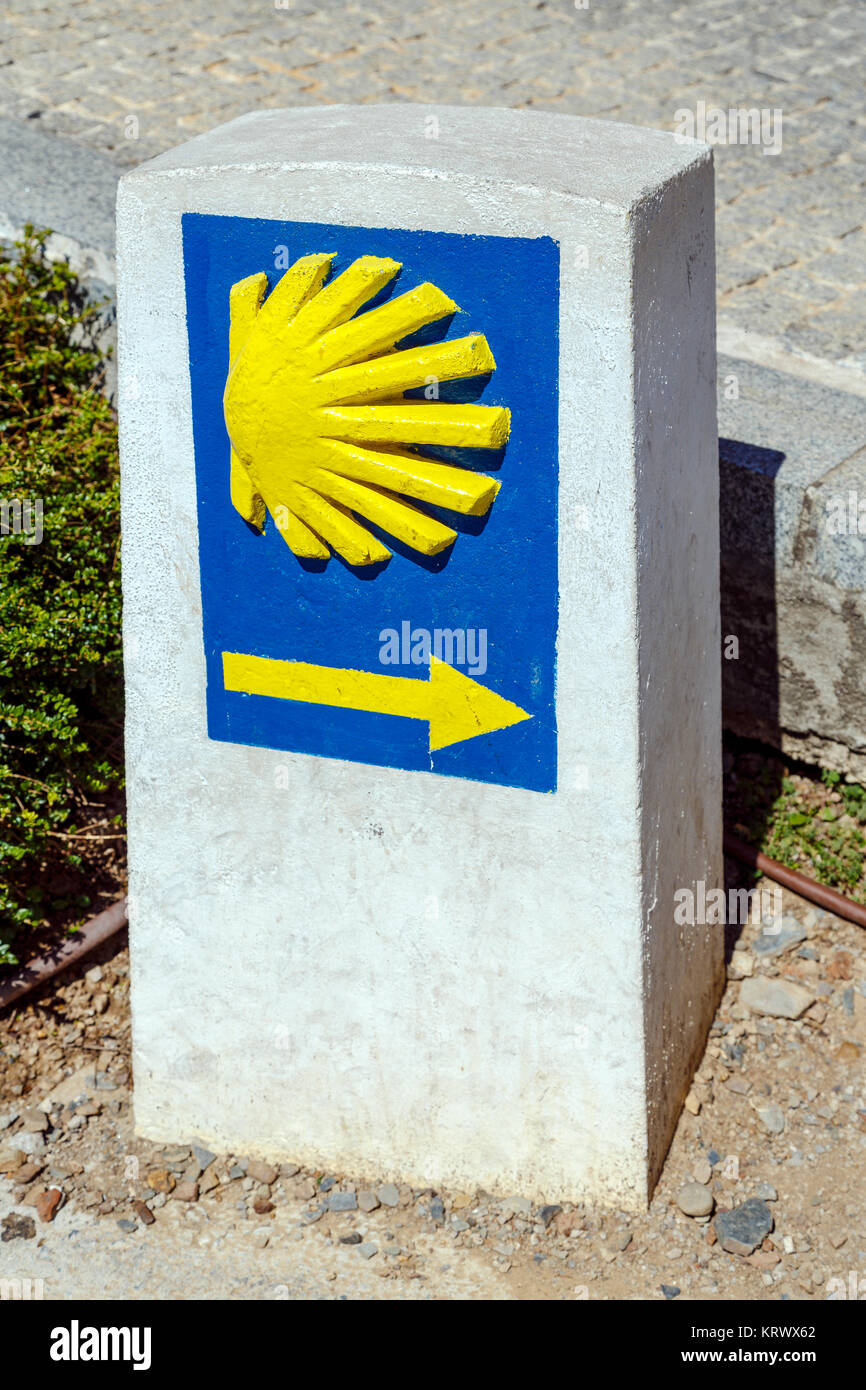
[0,897,128,1012]
[724,831,866,930]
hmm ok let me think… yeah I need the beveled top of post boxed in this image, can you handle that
[122,104,710,213]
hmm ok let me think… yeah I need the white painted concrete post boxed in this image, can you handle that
[118,106,722,1206]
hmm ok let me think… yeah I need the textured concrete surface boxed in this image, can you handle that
[718,355,866,779]
[1,0,864,379]
[118,106,722,1206]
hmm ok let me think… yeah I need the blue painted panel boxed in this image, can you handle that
[182,214,559,792]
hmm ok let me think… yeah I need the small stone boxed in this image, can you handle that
[159,1146,191,1164]
[191,1143,216,1172]
[246,1160,278,1186]
[714,1199,773,1256]
[677,1183,714,1218]
[328,1192,357,1212]
[430,1196,445,1223]
[740,977,816,1019]
[302,1207,325,1224]
[340,1231,362,1245]
[1,1213,36,1242]
[616,1230,633,1251]
[35,1187,63,1222]
[726,1075,751,1096]
[228,1165,246,1181]
[829,1233,847,1249]
[376,1183,400,1207]
[15,1161,45,1185]
[173,1181,198,1202]
[660,1284,681,1299]
[85,965,104,984]
[746,1249,780,1270]
[502,1195,533,1217]
[358,1190,380,1213]
[684,1091,702,1115]
[145,1169,175,1195]
[538,1204,562,1228]
[0,1109,18,1131]
[253,1227,270,1249]
[728,950,754,980]
[752,916,807,958]
[826,951,854,981]
[754,1103,785,1135]
[319,1176,336,1192]
[199,1169,219,1194]
[553,1210,583,1237]
[804,1002,827,1025]
[280,1163,300,1178]
[132,1200,155,1226]
[753,1182,778,1202]
[836,1041,860,1062]
[691,1157,712,1185]
[357,1242,378,1259]
[21,1107,49,1133]
[116,1218,137,1233]
[253,1196,274,1215]
[450,1191,472,1210]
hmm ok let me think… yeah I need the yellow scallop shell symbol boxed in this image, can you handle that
[223,253,510,567]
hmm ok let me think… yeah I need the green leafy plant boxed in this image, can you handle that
[727,745,866,904]
[0,228,122,964]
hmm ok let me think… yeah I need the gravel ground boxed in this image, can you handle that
[0,0,864,371]
[1,875,864,1301]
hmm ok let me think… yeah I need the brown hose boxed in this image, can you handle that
[724,831,866,930]
[0,897,128,1013]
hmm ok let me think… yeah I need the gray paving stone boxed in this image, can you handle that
[0,0,860,361]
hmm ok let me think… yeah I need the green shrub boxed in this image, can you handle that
[0,228,122,965]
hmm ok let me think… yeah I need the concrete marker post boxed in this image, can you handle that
[118,105,723,1205]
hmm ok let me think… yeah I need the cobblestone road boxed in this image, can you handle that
[0,0,863,367]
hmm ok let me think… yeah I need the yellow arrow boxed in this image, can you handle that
[222,651,531,752]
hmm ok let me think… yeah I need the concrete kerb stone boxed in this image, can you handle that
[718,354,866,780]
[0,115,120,399]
